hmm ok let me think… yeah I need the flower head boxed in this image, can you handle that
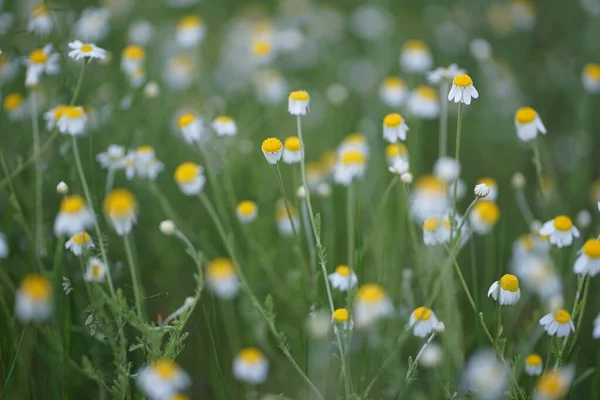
[408,306,440,338]
[28,4,53,36]
[448,74,479,105]
[236,201,258,223]
[212,115,237,137]
[534,367,574,400]
[328,265,358,291]
[288,90,310,115]
[353,283,393,328]
[3,92,26,120]
[233,348,269,384]
[65,231,94,256]
[427,64,466,85]
[407,85,440,119]
[57,106,88,136]
[582,63,600,93]
[333,150,366,186]
[476,178,498,201]
[206,258,239,299]
[103,189,138,236]
[137,359,191,400]
[177,113,203,143]
[174,162,206,196]
[25,44,60,87]
[275,199,299,237]
[573,238,600,276]
[84,257,107,283]
[525,354,543,376]
[382,113,409,142]
[176,15,206,48]
[400,40,433,73]
[539,309,575,337]
[54,195,95,236]
[514,107,546,142]
[380,76,407,107]
[470,200,500,235]
[283,136,302,164]
[487,274,521,305]
[96,145,126,170]
[15,274,53,323]
[539,216,579,248]
[261,137,283,164]
[68,40,106,61]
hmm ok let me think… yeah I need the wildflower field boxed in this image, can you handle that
[2,0,600,399]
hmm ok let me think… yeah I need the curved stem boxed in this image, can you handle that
[123,234,144,320]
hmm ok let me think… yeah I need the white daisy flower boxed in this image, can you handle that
[470,200,501,235]
[328,265,358,291]
[433,156,461,182]
[332,308,353,333]
[276,200,300,237]
[57,106,88,136]
[487,274,521,305]
[25,44,60,87]
[251,39,274,65]
[333,150,366,186]
[96,145,126,170]
[288,90,310,116]
[399,40,433,73]
[539,309,575,337]
[44,104,68,131]
[3,93,27,121]
[233,348,269,385]
[261,137,283,165]
[54,195,95,236]
[525,354,543,376]
[419,342,443,368]
[177,113,203,143]
[338,133,369,157]
[282,136,302,164]
[411,175,450,222]
[73,8,111,42]
[379,76,408,107]
[582,63,600,94]
[408,306,440,338]
[206,258,240,299]
[121,45,145,74]
[103,189,138,236]
[27,4,53,37]
[236,201,258,223]
[136,359,191,400]
[573,238,600,276]
[514,107,547,142]
[67,40,106,61]
[84,257,107,283]
[534,367,574,400]
[427,63,466,85]
[15,274,53,323]
[422,217,450,246]
[134,146,164,180]
[385,143,409,167]
[382,113,409,142]
[461,350,508,400]
[174,162,206,196]
[353,283,393,328]
[253,69,288,105]
[407,86,440,119]
[176,15,206,48]
[212,115,237,137]
[127,20,155,46]
[65,231,94,256]
[539,216,580,248]
[448,74,479,105]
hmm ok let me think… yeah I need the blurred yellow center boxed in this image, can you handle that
[477,177,497,189]
[72,231,90,245]
[262,137,283,153]
[386,143,407,158]
[153,359,177,379]
[103,189,136,217]
[413,306,432,321]
[358,284,385,303]
[289,90,309,101]
[53,105,68,120]
[237,201,257,216]
[453,74,473,88]
[80,44,93,53]
[520,234,534,252]
[207,258,235,280]
[3,93,22,111]
[123,45,145,60]
[174,162,198,183]
[537,372,564,396]
[476,201,500,224]
[384,113,403,127]
[178,113,195,128]
[60,195,86,214]
[21,274,51,301]
[179,15,202,28]
[583,239,600,258]
[65,107,84,118]
[499,274,519,292]
[526,354,542,367]
[92,264,102,278]
[416,175,446,194]
[515,107,536,124]
[284,136,301,151]
[344,133,365,144]
[553,309,570,324]
[404,40,428,51]
[423,217,440,232]
[585,63,600,79]
[239,348,263,364]
[553,216,572,232]
[383,76,405,88]
[253,40,272,55]
[30,49,48,64]
[335,265,350,276]
[32,4,49,17]
[137,145,153,154]
[215,115,232,124]
[332,308,349,323]
[416,86,436,100]
[341,150,365,165]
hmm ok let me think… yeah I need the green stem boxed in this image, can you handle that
[347,183,355,269]
[439,82,449,157]
[532,139,546,202]
[123,234,144,320]
[565,276,591,361]
[0,330,25,400]
[450,102,463,240]
[31,91,43,261]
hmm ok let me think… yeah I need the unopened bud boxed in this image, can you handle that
[296,185,307,199]
[400,172,413,184]
[474,183,489,198]
[511,172,526,190]
[56,181,69,194]
[144,81,160,98]
[159,220,176,236]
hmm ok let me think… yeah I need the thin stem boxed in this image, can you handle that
[123,234,144,320]
[0,330,25,400]
[364,331,411,397]
[544,336,554,375]
[455,197,479,241]
[532,139,546,201]
[347,183,355,269]
[31,91,43,260]
[105,167,115,194]
[414,332,436,363]
[494,305,502,350]
[450,102,463,240]
[515,189,535,227]
[70,62,86,106]
[439,81,449,157]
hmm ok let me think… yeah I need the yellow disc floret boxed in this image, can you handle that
[262,137,283,153]
[553,309,571,324]
[340,150,365,165]
[357,284,386,303]
[21,274,52,301]
[289,90,309,101]
[515,107,536,124]
[416,175,447,195]
[29,49,48,64]
[384,113,403,127]
[423,217,440,232]
[413,306,432,321]
[335,265,351,276]
[582,239,600,258]
[536,371,567,397]
[453,74,473,88]
[584,63,600,80]
[60,195,86,214]
[215,115,233,124]
[80,44,94,53]
[383,76,405,88]
[553,215,573,232]
[239,347,264,364]
[178,113,196,128]
[499,274,519,292]
[284,136,301,151]
[475,200,500,225]
[179,15,203,28]
[332,308,349,323]
[252,40,272,55]
[207,258,236,280]
[3,93,23,111]
[237,201,257,217]
[526,353,542,367]
[123,45,145,60]
[72,231,91,245]
[64,106,84,119]
[404,40,429,51]
[153,359,178,379]
[174,162,199,184]
[385,143,407,158]
[103,189,137,218]
[415,85,436,100]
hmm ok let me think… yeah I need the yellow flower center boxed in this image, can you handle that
[520,234,534,252]
[153,359,178,379]
[103,189,137,217]
[423,217,440,232]
[3,93,23,111]
[170,394,189,400]
[475,201,500,224]
[357,284,386,303]
[137,145,153,154]
[179,15,203,28]
[207,258,235,280]
[60,195,86,214]
[584,63,600,80]
[415,86,436,100]
[284,136,301,151]
[252,40,272,55]
[215,115,232,124]
[583,239,600,258]
[537,372,565,396]
[383,113,403,127]
[477,177,497,189]
[515,107,536,124]
[32,4,49,17]
[404,40,428,52]
[553,309,571,324]
[383,76,405,88]
[21,274,51,301]
[262,137,283,153]
[237,201,257,216]
[277,204,297,219]
[332,308,349,323]
[416,175,446,194]
[453,74,473,88]
[289,90,309,101]
[385,143,407,158]
[239,348,263,364]
[80,44,94,53]
[526,354,542,367]
[178,113,196,128]
[499,274,519,292]
[123,45,145,60]
[413,306,432,321]
[64,106,84,119]
[335,265,351,276]
[174,162,198,183]
[92,263,102,278]
[344,133,366,144]
[29,49,48,64]
[340,150,365,165]
[553,215,573,232]
[443,217,451,229]
[72,231,90,245]
[53,105,68,120]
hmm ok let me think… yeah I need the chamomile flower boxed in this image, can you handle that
[164,54,194,90]
[487,274,521,305]
[276,200,300,237]
[261,137,283,164]
[385,143,409,166]
[419,342,443,368]
[448,74,479,105]
[176,15,206,48]
[332,308,353,333]
[476,178,498,201]
[593,314,600,339]
[57,106,87,136]
[474,183,489,198]
[128,20,155,46]
[525,354,543,376]
[43,104,67,130]
[539,216,579,247]
[573,238,600,276]
[65,231,94,256]
[0,54,18,86]
[408,306,440,338]
[253,69,288,104]
[54,195,95,236]
[25,45,60,87]
[135,146,164,180]
[0,232,8,258]
[233,348,269,385]
[283,136,302,164]
[539,309,575,337]
[353,283,393,328]
[15,274,53,323]
[251,39,274,65]
[236,201,258,223]
[74,8,111,42]
[177,113,203,143]
[3,93,26,120]
[288,90,310,115]
[433,156,461,182]
[137,359,191,400]
[28,4,53,36]
[411,175,450,221]
[422,217,448,246]
[400,40,433,73]
[328,265,358,291]
[338,133,369,156]
[470,200,500,235]
[67,40,106,61]
[174,162,206,196]
[582,63,600,93]
[334,150,366,186]
[103,189,138,236]
[206,258,239,299]
[382,113,409,142]
[427,64,466,85]
[212,115,237,137]
[407,86,440,119]
[461,350,508,400]
[534,367,574,400]
[84,257,106,283]
[514,107,546,142]
[379,76,408,107]
[96,145,126,170]
[121,44,145,74]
